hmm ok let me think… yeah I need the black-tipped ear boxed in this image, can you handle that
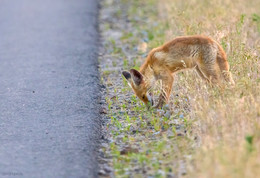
[130,69,143,86]
[122,71,131,81]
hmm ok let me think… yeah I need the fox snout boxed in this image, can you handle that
[147,93,154,106]
[146,92,154,108]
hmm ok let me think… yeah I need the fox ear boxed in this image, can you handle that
[130,69,143,86]
[122,71,131,81]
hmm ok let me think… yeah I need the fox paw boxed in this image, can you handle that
[154,101,165,109]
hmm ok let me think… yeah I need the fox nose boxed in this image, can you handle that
[147,93,154,106]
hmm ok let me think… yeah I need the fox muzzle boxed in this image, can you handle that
[147,93,154,107]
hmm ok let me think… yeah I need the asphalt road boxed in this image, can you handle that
[0,0,100,177]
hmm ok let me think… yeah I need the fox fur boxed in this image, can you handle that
[122,35,235,108]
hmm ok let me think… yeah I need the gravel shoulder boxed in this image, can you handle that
[98,1,193,177]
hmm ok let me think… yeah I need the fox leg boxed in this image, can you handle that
[155,72,174,108]
[199,64,220,85]
[195,65,209,81]
[217,56,235,85]
[197,53,221,85]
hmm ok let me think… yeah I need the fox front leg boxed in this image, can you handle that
[155,94,166,109]
[154,72,174,109]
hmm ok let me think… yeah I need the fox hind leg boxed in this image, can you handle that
[195,65,209,82]
[197,62,220,85]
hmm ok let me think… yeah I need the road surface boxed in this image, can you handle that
[0,0,100,177]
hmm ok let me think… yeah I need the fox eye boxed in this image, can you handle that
[142,95,145,99]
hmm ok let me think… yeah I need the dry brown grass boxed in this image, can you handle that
[158,0,260,177]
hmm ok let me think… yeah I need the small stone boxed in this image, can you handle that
[164,111,171,118]
[162,104,170,110]
[99,108,107,114]
[99,100,105,104]
[118,111,125,115]
[98,169,107,176]
[156,109,165,116]
[120,146,139,155]
[116,135,124,142]
[130,125,137,133]
[104,165,112,173]
[152,131,161,136]
[177,132,185,137]
[167,130,174,138]
[100,84,106,89]
[168,120,180,125]
[167,172,176,178]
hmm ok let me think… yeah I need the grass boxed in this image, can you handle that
[159,0,260,177]
[99,0,260,177]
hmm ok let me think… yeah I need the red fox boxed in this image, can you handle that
[122,35,235,108]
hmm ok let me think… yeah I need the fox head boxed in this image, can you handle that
[122,69,153,107]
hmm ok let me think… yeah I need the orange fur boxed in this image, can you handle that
[122,35,234,108]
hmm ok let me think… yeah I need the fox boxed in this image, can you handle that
[122,35,235,108]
